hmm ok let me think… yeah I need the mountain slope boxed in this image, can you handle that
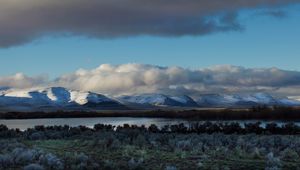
[196,93,300,107]
[288,96,300,102]
[0,87,124,111]
[117,94,199,108]
[0,87,299,112]
[170,95,199,107]
[117,94,183,107]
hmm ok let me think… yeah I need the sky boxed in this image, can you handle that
[0,1,300,96]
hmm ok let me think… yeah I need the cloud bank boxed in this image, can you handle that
[1,64,300,97]
[0,73,47,89]
[0,0,299,47]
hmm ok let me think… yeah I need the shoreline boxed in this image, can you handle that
[1,107,300,121]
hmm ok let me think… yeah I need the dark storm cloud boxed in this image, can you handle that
[0,0,299,47]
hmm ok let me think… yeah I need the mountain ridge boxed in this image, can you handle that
[0,87,299,112]
[0,87,125,111]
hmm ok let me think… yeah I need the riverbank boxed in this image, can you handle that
[1,106,300,121]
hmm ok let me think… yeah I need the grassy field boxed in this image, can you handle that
[1,123,300,169]
[22,138,300,170]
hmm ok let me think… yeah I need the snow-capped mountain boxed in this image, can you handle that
[170,95,199,107]
[118,92,300,108]
[117,94,198,107]
[196,93,300,107]
[0,87,299,111]
[0,87,124,111]
[288,96,300,102]
[196,94,239,107]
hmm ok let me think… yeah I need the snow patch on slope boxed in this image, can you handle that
[4,89,32,98]
[70,91,113,105]
[46,87,70,103]
[196,93,299,107]
[170,95,198,107]
[288,96,300,102]
[118,94,171,106]
[118,94,198,107]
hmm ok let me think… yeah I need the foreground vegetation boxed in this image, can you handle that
[1,122,300,169]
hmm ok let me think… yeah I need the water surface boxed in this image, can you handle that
[1,117,300,130]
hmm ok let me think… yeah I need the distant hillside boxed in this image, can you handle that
[0,87,299,112]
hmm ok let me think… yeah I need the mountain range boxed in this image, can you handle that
[0,87,299,112]
[0,87,124,112]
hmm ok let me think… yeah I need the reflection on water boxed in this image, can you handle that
[1,117,300,130]
[0,117,188,130]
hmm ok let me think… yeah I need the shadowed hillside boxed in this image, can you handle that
[1,106,300,121]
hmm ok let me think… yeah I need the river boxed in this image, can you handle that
[1,117,300,130]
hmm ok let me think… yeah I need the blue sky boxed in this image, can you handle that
[1,1,300,96]
[0,4,300,78]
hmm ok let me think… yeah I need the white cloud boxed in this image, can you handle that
[0,73,48,89]
[1,64,300,97]
[55,64,300,96]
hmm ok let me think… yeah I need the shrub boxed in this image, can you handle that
[12,148,41,165]
[176,140,192,151]
[23,163,44,170]
[0,124,8,131]
[28,132,46,140]
[251,147,262,159]
[165,165,177,170]
[94,124,105,131]
[196,162,204,168]
[148,124,159,133]
[0,154,13,168]
[133,134,148,147]
[128,157,143,169]
[63,152,93,170]
[39,153,64,170]
[74,152,89,169]
[280,148,299,161]
[102,160,116,170]
[265,152,281,170]
[34,125,45,131]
